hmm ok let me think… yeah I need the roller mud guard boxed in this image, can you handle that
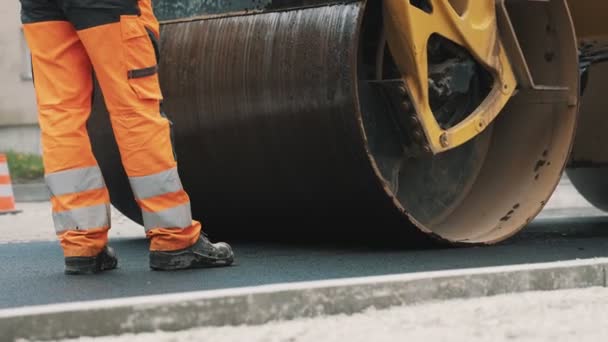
[89,0,579,245]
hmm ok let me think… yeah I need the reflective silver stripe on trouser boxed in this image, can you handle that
[142,203,192,232]
[129,167,183,200]
[53,204,110,234]
[0,163,8,175]
[45,166,105,196]
[0,185,13,197]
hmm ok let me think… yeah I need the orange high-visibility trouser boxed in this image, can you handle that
[20,0,200,257]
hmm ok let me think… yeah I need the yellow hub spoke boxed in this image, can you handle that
[383,0,517,153]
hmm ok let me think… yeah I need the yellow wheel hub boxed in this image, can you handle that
[383,0,517,153]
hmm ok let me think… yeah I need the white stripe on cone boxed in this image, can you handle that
[0,155,19,213]
[0,184,13,197]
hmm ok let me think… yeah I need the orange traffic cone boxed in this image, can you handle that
[0,154,21,215]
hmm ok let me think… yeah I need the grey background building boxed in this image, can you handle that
[0,2,40,155]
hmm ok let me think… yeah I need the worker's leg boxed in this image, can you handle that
[20,0,112,258]
[61,0,200,251]
[137,0,160,39]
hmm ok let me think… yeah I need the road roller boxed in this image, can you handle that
[89,0,579,245]
[566,1,608,211]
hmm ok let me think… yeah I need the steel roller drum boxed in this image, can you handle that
[89,1,579,244]
[565,1,608,212]
[567,62,608,211]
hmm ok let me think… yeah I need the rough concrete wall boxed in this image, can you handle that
[0,2,37,126]
[0,126,41,155]
[0,2,40,154]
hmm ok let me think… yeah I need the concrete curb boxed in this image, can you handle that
[12,183,48,202]
[1,258,607,341]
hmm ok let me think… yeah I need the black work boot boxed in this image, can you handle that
[64,246,118,275]
[149,234,234,271]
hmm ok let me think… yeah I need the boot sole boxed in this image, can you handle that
[65,255,118,275]
[150,251,234,271]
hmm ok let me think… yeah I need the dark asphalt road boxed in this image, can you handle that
[2,216,608,309]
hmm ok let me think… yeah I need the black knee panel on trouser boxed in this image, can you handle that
[20,0,141,29]
[60,0,140,30]
[20,0,66,24]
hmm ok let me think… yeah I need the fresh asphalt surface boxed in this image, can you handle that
[2,213,608,309]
